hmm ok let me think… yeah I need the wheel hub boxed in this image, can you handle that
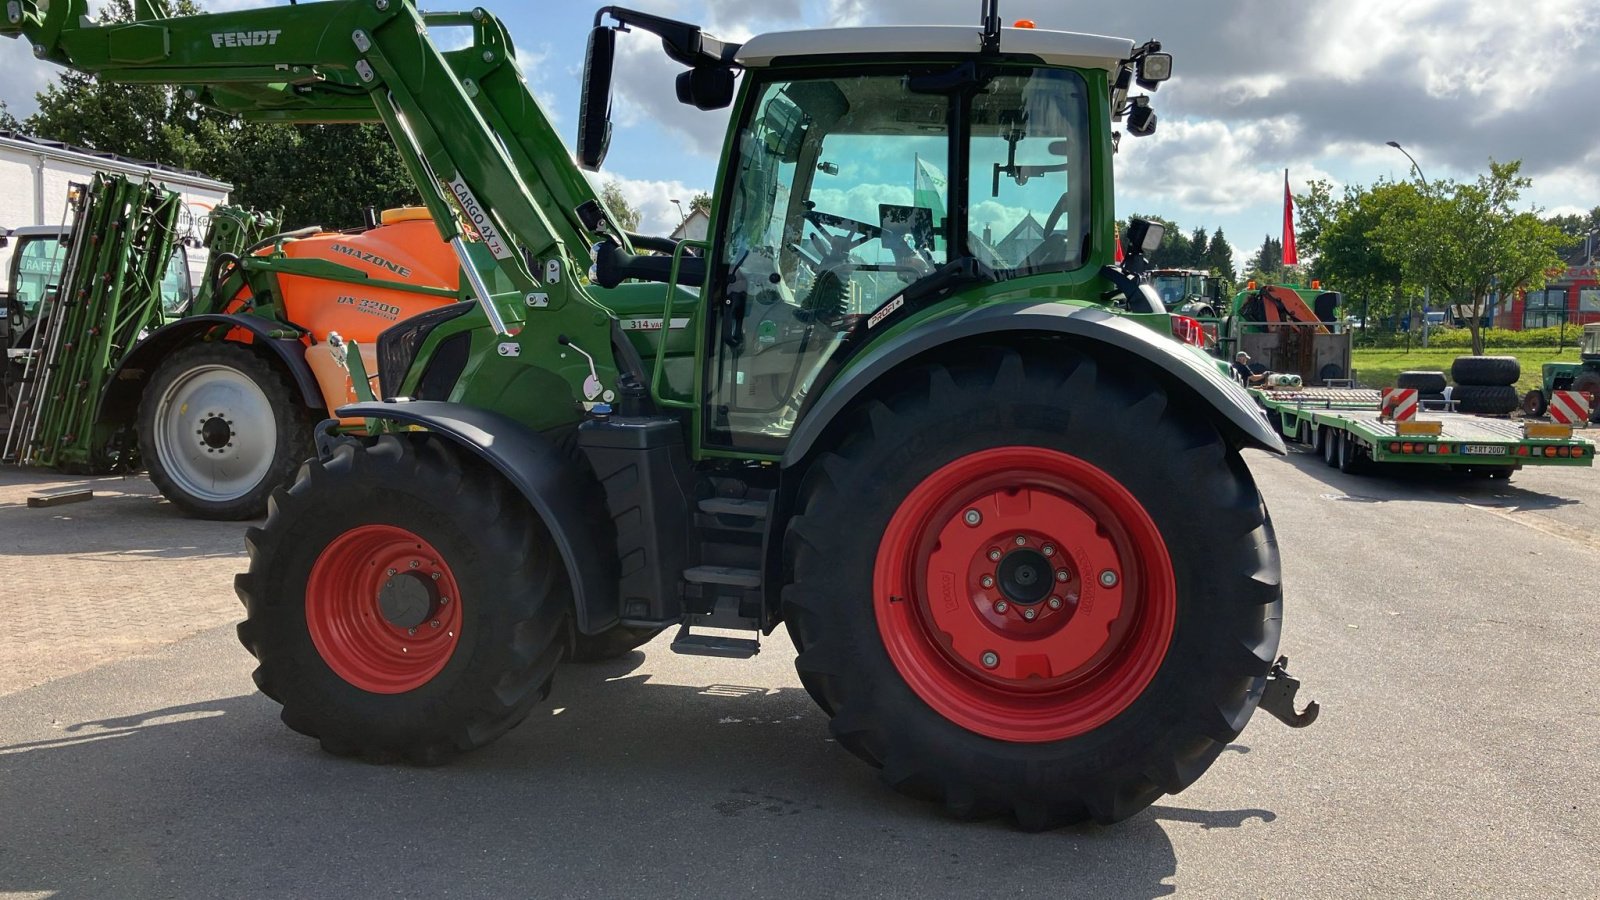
[199,414,233,450]
[874,446,1177,742]
[305,525,463,694]
[378,571,439,630]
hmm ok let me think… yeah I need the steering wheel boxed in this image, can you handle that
[1018,193,1074,270]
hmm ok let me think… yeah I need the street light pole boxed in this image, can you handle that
[1387,141,1432,347]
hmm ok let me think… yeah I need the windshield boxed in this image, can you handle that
[712,66,1091,449]
[11,235,65,315]
[1151,275,1189,307]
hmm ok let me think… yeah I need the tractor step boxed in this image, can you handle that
[670,624,760,659]
[682,565,762,589]
[697,497,769,518]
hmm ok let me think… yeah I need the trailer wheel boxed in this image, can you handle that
[1338,434,1367,475]
[1521,390,1548,419]
[1310,423,1325,455]
[782,349,1282,828]
[1323,428,1340,466]
[140,342,314,520]
[236,435,569,763]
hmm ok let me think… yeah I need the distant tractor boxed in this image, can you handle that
[1522,323,1600,422]
[1148,268,1226,318]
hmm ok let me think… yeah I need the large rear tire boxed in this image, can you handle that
[236,435,569,763]
[139,342,314,520]
[782,348,1282,828]
[1451,356,1520,387]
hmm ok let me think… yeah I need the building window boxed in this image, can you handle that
[1580,288,1600,314]
[1523,287,1568,329]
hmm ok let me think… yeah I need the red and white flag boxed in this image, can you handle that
[1282,170,1298,267]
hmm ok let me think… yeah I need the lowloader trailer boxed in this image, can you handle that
[1253,386,1594,479]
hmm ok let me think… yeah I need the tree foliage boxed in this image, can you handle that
[1250,236,1285,283]
[600,180,641,232]
[690,192,713,215]
[15,0,418,229]
[0,100,20,132]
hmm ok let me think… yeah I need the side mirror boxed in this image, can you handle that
[1126,218,1165,256]
[577,26,616,171]
[1136,52,1172,89]
[675,66,736,111]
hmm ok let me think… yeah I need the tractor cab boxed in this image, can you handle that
[1148,268,1224,318]
[581,6,1171,451]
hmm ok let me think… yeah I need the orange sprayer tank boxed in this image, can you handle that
[273,209,461,345]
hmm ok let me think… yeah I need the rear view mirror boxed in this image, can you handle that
[1126,97,1157,137]
[676,66,736,111]
[577,26,616,171]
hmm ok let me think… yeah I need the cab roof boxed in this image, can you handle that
[735,25,1133,72]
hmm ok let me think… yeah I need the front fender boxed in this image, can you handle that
[783,301,1285,467]
[99,314,324,424]
[332,400,619,635]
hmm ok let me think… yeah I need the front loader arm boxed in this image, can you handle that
[4,0,619,402]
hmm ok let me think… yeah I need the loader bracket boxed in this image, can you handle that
[1259,656,1320,728]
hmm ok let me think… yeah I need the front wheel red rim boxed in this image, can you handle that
[873,446,1176,743]
[306,524,464,694]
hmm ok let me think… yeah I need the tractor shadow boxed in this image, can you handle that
[1273,444,1581,512]
[0,647,1273,899]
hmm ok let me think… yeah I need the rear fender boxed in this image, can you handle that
[331,400,619,635]
[99,314,324,424]
[783,301,1286,469]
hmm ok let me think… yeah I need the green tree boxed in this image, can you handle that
[0,100,20,132]
[1204,228,1237,284]
[1250,235,1285,282]
[690,192,713,215]
[601,180,641,232]
[18,0,417,228]
[1374,160,1572,355]
[1189,227,1209,267]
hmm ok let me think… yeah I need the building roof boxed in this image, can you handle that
[736,26,1132,72]
[0,130,232,191]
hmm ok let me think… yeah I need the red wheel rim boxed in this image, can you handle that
[873,446,1176,742]
[305,524,464,694]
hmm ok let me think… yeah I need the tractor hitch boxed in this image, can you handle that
[1259,656,1319,728]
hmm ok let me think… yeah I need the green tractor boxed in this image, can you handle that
[5,0,1317,827]
[1522,323,1600,422]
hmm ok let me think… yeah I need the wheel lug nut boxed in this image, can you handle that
[407,627,416,636]
[387,568,397,576]
[440,597,450,605]
[1056,569,1070,583]
[1100,570,1119,588]
[1042,544,1055,557]
[1022,608,1037,621]
[980,651,999,669]
[963,509,982,527]
[430,620,441,629]
[993,600,1008,614]
[1014,535,1027,546]
[987,549,1002,562]
[1048,596,1063,610]
[431,572,442,580]
[409,560,420,569]
[980,575,995,589]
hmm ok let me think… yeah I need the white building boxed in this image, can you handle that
[0,130,232,286]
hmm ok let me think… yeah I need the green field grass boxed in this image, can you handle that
[1350,348,1581,395]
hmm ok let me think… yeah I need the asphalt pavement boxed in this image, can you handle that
[1,448,1597,899]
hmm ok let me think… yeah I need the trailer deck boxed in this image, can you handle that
[1251,386,1594,476]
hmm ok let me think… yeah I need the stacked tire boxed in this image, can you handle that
[1449,356,1520,415]
[1396,370,1447,410]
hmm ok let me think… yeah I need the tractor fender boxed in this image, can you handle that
[332,400,620,636]
[98,314,325,424]
[782,301,1286,468]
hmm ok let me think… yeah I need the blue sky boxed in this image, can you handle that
[4,0,1597,271]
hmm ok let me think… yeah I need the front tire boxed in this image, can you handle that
[782,348,1282,828]
[140,342,314,519]
[236,435,570,763]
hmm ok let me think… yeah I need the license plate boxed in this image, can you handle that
[1461,444,1507,456]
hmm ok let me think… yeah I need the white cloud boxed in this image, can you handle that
[588,170,711,235]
